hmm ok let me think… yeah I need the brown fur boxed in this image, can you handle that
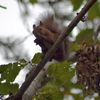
[33,14,69,61]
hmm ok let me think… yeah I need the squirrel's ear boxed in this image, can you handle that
[40,21,43,25]
[33,24,36,28]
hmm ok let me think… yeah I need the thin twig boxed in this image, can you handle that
[0,5,7,9]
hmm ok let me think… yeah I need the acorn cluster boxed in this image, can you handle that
[76,44,100,92]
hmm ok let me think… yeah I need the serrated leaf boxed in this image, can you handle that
[88,2,100,20]
[32,53,43,64]
[76,29,94,43]
[29,0,37,4]
[71,0,84,10]
[0,83,19,95]
[0,59,27,82]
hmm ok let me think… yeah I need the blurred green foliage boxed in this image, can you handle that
[88,2,100,20]
[70,0,84,10]
[76,29,94,44]
[29,0,37,4]
[32,53,43,64]
[0,0,100,99]
[0,59,27,95]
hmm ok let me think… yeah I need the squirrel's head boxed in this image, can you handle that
[33,21,58,43]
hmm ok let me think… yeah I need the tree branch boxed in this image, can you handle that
[7,0,97,99]
[22,60,57,100]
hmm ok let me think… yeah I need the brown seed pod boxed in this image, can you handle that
[76,44,100,93]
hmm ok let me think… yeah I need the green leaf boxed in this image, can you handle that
[38,82,63,100]
[48,61,75,85]
[95,96,100,100]
[0,59,27,82]
[70,42,81,52]
[88,2,100,20]
[32,53,43,64]
[0,64,8,73]
[75,29,94,44]
[29,0,37,4]
[0,83,19,95]
[73,94,84,100]
[71,0,84,10]
[33,60,85,99]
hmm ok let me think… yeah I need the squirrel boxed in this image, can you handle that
[32,13,69,61]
